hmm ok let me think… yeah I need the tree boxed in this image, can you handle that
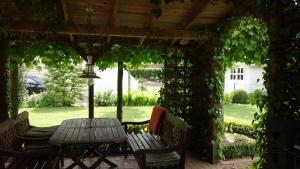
[43,64,86,107]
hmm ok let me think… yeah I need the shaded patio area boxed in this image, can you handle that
[63,154,255,169]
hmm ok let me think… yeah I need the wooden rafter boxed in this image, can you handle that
[107,0,119,43]
[182,0,211,29]
[60,0,74,41]
[139,0,164,46]
[172,0,211,45]
[7,22,201,40]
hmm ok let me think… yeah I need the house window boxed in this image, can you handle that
[230,67,244,80]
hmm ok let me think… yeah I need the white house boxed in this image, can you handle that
[224,63,264,93]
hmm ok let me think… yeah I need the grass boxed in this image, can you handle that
[223,104,257,125]
[19,104,258,127]
[19,106,152,127]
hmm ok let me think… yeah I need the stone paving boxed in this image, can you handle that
[63,154,256,169]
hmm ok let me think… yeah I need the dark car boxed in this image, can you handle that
[25,75,46,95]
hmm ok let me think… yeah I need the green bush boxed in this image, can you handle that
[223,93,232,104]
[224,122,255,139]
[123,94,157,106]
[38,91,63,107]
[223,142,257,159]
[130,69,162,81]
[231,89,249,104]
[94,91,158,106]
[95,91,116,106]
[25,93,42,107]
[24,91,65,107]
[249,89,264,105]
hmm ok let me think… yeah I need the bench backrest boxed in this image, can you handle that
[15,111,30,135]
[160,113,190,148]
[0,119,18,150]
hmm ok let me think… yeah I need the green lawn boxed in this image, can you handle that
[19,104,257,127]
[223,104,257,125]
[19,106,153,127]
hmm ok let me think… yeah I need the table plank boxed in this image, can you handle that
[49,118,127,145]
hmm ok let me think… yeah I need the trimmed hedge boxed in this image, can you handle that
[223,142,257,159]
[129,69,162,81]
[224,122,255,139]
[231,89,249,104]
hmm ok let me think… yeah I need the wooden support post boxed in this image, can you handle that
[88,81,94,119]
[117,61,123,121]
[9,64,19,119]
[0,41,9,122]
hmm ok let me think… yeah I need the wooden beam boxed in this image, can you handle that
[182,0,211,30]
[171,0,210,45]
[60,0,74,41]
[61,0,70,21]
[109,0,119,27]
[138,37,145,46]
[107,35,112,43]
[6,22,202,40]
[147,0,163,28]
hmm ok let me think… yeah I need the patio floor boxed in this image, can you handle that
[63,153,256,169]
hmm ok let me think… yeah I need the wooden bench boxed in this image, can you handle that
[0,116,59,169]
[123,112,190,169]
[15,111,58,139]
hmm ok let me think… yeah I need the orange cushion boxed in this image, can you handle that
[149,105,167,135]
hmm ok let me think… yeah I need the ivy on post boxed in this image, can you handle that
[0,41,9,122]
[9,60,19,119]
[190,33,222,163]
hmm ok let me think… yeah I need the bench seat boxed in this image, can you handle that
[124,112,190,169]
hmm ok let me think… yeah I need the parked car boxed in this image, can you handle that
[25,75,46,94]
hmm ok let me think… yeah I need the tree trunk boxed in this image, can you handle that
[117,61,123,121]
[10,64,19,119]
[0,42,9,122]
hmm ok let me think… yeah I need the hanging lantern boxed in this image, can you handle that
[80,56,100,79]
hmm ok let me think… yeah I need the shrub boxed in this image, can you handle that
[224,122,255,139]
[223,93,232,104]
[95,90,116,106]
[25,93,42,107]
[38,91,63,107]
[223,142,257,159]
[231,89,249,104]
[129,69,162,81]
[249,89,264,105]
[95,91,158,106]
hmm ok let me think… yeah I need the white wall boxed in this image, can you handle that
[93,67,139,94]
[224,63,264,93]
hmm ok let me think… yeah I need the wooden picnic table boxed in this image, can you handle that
[49,118,127,169]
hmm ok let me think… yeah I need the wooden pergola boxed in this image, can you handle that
[0,0,299,167]
[1,0,235,44]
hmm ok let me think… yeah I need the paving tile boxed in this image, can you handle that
[62,154,255,169]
